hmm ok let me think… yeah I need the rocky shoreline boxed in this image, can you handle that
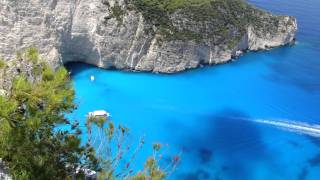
[0,0,297,73]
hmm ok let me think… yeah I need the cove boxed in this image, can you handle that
[66,0,320,179]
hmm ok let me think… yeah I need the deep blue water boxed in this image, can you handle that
[66,0,320,179]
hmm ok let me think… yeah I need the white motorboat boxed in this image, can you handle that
[87,110,111,119]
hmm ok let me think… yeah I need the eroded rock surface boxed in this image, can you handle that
[0,0,297,73]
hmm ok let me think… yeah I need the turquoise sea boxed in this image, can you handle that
[66,0,320,179]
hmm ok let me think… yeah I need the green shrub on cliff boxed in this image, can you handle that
[104,0,267,44]
[0,59,5,69]
[103,1,126,26]
[0,48,179,179]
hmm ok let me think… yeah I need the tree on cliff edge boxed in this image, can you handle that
[0,48,179,180]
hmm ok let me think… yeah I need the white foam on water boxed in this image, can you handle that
[253,118,320,137]
[226,116,320,137]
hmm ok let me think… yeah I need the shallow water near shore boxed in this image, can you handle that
[66,0,320,179]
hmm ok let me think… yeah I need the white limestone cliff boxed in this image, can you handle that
[0,0,297,73]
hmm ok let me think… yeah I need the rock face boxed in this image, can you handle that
[0,0,297,73]
[0,159,11,180]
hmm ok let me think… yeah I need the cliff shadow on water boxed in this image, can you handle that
[65,62,100,77]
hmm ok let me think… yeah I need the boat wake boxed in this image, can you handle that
[254,119,320,137]
[227,117,320,137]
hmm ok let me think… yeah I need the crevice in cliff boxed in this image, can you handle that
[59,0,98,66]
[50,0,58,10]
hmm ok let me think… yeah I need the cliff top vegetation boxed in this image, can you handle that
[103,0,279,47]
